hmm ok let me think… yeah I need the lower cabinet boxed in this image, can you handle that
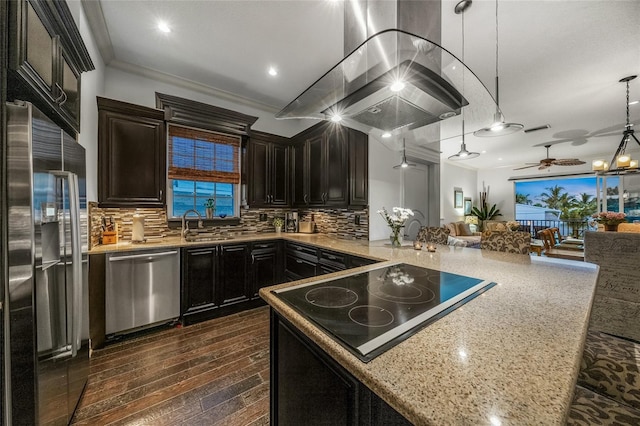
[285,241,378,281]
[182,240,283,325]
[250,240,283,298]
[181,246,218,323]
[271,310,410,425]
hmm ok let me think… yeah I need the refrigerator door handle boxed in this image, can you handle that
[52,171,82,357]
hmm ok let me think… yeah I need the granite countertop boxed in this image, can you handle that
[259,237,599,425]
[88,232,362,255]
[89,233,598,424]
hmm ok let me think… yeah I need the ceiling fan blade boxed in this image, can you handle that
[552,159,586,166]
[513,164,540,170]
[538,164,551,170]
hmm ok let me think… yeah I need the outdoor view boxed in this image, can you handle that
[514,175,640,237]
[172,179,234,218]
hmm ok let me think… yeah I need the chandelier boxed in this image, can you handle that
[592,75,639,174]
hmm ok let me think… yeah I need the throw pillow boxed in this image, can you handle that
[456,222,472,236]
[444,222,457,236]
[447,236,468,247]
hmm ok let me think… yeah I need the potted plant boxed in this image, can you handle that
[378,207,414,247]
[273,217,284,233]
[204,198,215,219]
[591,211,627,231]
[471,191,502,231]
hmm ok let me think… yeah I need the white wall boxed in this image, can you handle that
[368,137,403,241]
[440,161,477,223]
[477,162,596,221]
[68,2,106,203]
[103,67,314,137]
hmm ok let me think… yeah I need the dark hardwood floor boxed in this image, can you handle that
[71,306,271,425]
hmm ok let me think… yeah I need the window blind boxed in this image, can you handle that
[168,125,240,184]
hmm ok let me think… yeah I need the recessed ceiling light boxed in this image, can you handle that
[268,67,278,76]
[157,21,171,33]
[330,114,342,122]
[498,158,503,161]
[389,80,405,92]
[381,132,392,138]
[481,150,487,154]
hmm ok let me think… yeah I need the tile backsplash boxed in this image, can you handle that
[88,202,368,248]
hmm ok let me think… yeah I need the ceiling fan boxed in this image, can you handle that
[514,145,586,170]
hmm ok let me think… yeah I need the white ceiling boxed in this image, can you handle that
[87,0,640,172]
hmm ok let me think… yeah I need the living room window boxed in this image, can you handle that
[167,125,240,218]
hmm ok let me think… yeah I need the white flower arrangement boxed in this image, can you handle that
[377,207,414,231]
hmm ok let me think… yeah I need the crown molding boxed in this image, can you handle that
[108,59,281,115]
[80,0,114,64]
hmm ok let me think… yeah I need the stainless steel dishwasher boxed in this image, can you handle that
[105,248,180,335]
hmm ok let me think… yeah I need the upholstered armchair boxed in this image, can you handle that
[415,227,450,245]
[480,230,531,255]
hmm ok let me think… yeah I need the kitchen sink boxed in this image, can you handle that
[184,233,235,243]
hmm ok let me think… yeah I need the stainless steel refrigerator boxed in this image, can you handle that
[5,101,88,425]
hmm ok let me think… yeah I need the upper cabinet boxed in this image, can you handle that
[247,131,291,207]
[291,123,367,209]
[7,0,94,135]
[97,97,166,207]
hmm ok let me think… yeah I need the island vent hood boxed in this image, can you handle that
[276,0,497,140]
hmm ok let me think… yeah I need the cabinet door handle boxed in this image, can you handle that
[303,194,308,204]
[251,254,255,264]
[269,195,273,203]
[327,255,337,260]
[160,189,163,199]
[54,83,65,103]
[296,259,303,264]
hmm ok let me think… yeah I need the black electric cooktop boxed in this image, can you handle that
[273,263,496,362]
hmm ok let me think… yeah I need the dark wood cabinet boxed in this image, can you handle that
[271,311,410,425]
[349,128,369,207]
[250,240,283,298]
[182,241,284,325]
[7,0,93,135]
[218,244,250,306]
[292,123,364,208]
[285,241,376,281]
[97,97,166,207]
[181,246,218,321]
[247,131,290,207]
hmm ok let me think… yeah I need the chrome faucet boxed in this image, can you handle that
[182,209,203,239]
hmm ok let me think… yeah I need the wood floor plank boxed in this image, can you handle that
[71,307,271,426]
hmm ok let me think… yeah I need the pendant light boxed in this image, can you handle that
[449,0,479,161]
[393,138,416,169]
[593,75,640,174]
[473,0,523,137]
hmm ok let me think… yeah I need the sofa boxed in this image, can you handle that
[443,221,482,248]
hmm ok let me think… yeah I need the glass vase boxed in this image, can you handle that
[390,228,403,247]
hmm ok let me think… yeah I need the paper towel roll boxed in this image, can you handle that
[132,214,145,242]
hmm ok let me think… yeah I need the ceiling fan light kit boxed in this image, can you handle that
[593,75,640,175]
[514,144,585,170]
[473,0,523,138]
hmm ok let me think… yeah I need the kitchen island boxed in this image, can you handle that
[259,235,599,425]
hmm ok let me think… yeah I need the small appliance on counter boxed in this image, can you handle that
[132,213,145,242]
[286,212,299,232]
[299,221,316,234]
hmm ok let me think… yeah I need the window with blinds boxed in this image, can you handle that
[168,125,241,217]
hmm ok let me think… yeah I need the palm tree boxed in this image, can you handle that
[540,185,574,211]
[515,193,532,205]
[571,193,597,219]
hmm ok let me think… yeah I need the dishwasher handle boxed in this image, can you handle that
[108,250,178,262]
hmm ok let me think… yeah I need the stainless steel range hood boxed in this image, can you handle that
[276,1,497,140]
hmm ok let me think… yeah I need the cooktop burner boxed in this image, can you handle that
[273,263,496,362]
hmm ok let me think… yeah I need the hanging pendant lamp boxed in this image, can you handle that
[593,75,640,174]
[449,0,480,162]
[473,0,523,137]
[393,138,416,169]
